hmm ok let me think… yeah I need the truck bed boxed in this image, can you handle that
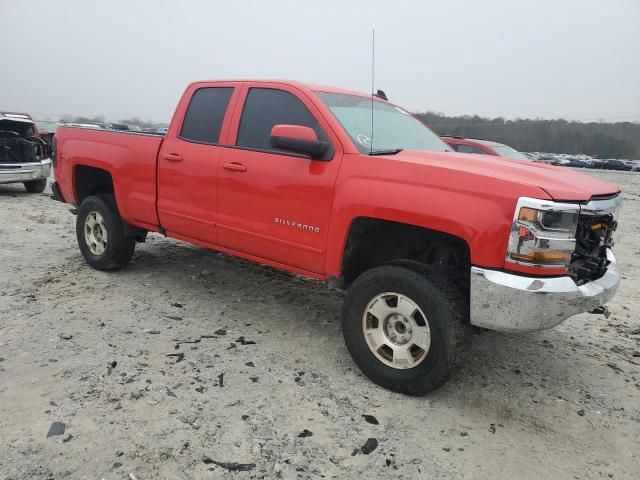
[54,126,164,231]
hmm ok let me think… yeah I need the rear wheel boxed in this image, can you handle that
[23,178,47,193]
[342,264,471,395]
[76,195,135,270]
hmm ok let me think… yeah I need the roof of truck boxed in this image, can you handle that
[191,79,376,100]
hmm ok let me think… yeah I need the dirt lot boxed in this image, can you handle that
[0,170,639,479]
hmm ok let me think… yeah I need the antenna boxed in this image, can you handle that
[370,28,375,155]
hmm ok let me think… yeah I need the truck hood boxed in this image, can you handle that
[0,117,35,136]
[391,150,619,201]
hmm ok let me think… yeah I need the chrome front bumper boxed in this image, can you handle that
[470,249,620,333]
[0,158,52,184]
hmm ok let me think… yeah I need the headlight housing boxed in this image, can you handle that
[507,198,580,268]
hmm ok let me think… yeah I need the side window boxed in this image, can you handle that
[457,144,486,155]
[236,88,328,153]
[180,87,234,144]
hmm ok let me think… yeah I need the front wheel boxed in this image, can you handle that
[341,264,471,395]
[76,195,136,270]
[23,178,47,193]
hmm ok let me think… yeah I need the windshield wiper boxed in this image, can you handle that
[369,148,403,156]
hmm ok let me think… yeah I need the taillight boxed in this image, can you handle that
[51,135,57,167]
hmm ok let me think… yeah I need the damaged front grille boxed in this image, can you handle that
[0,135,48,164]
[568,194,622,284]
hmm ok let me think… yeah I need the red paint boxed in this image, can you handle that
[53,80,620,280]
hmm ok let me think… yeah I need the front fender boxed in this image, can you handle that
[324,156,548,277]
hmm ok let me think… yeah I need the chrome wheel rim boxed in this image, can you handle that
[84,211,108,255]
[362,292,431,369]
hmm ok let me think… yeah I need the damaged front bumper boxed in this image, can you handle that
[470,249,620,333]
[0,158,51,184]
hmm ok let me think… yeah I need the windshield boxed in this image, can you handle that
[492,145,529,160]
[316,92,450,154]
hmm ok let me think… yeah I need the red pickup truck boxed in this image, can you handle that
[52,80,622,394]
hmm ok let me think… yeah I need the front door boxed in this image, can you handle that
[217,85,342,274]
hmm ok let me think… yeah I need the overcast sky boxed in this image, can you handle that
[1,0,638,123]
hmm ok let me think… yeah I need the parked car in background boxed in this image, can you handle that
[35,121,61,147]
[441,135,530,161]
[0,112,51,192]
[525,152,640,171]
[600,159,637,172]
[66,123,102,130]
[155,127,168,134]
[110,123,141,131]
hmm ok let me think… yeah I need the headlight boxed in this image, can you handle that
[507,198,580,267]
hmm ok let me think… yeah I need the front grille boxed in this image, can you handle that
[0,136,47,164]
[568,195,621,284]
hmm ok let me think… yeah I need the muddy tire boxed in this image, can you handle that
[23,179,47,193]
[76,195,135,271]
[342,263,471,395]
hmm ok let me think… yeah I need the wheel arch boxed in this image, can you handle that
[337,216,471,286]
[73,164,116,205]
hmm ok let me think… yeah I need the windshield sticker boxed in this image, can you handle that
[356,134,371,146]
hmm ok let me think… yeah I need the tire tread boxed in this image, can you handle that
[342,263,471,395]
[76,195,135,271]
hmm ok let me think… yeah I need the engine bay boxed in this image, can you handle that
[0,117,48,164]
[569,211,617,284]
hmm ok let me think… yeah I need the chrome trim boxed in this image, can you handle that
[0,158,51,184]
[580,194,623,217]
[470,249,620,333]
[513,196,581,213]
[512,233,576,256]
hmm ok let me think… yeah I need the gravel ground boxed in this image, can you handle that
[1,170,639,479]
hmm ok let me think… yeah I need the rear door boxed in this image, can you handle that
[157,83,238,244]
[216,84,343,274]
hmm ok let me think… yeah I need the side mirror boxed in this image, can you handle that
[270,124,330,160]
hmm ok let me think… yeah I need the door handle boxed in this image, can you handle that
[162,153,183,162]
[223,162,247,172]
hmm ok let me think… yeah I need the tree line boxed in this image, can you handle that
[416,112,639,159]
[55,112,639,159]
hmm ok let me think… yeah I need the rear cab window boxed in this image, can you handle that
[180,87,234,144]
